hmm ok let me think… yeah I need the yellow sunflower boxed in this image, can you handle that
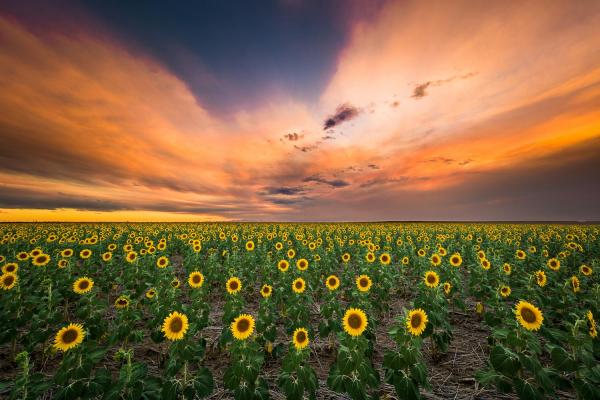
[580,264,592,276]
[2,263,18,274]
[424,271,440,288]
[325,275,340,291]
[515,249,526,260]
[275,242,283,250]
[587,311,597,338]
[406,308,428,336]
[287,249,296,259]
[515,300,543,331]
[296,258,309,271]
[260,284,272,298]
[231,313,255,340]
[278,259,290,272]
[292,327,309,350]
[162,311,189,341]
[356,274,372,292]
[547,258,560,271]
[125,251,137,263]
[156,256,169,269]
[365,252,375,263]
[443,282,452,295]
[292,277,306,294]
[499,285,511,298]
[146,288,157,299]
[188,271,204,288]
[342,253,351,263]
[430,253,441,267]
[57,259,68,269]
[32,253,51,267]
[0,273,18,290]
[60,249,74,258]
[449,253,462,267]
[226,277,242,294]
[54,323,85,352]
[114,295,130,309]
[417,249,426,257]
[535,270,547,287]
[101,252,112,262]
[245,240,255,251]
[73,277,94,294]
[481,259,491,270]
[17,252,29,261]
[476,302,484,314]
[171,278,180,288]
[79,249,92,259]
[380,253,391,265]
[503,263,512,275]
[342,308,368,336]
[571,276,580,293]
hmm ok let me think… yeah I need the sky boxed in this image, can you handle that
[1,0,600,222]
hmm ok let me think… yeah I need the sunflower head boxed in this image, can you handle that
[580,264,592,276]
[278,260,289,272]
[343,308,368,337]
[188,271,204,288]
[114,295,130,309]
[146,288,157,299]
[296,258,308,271]
[17,252,29,261]
[231,313,255,340]
[503,263,512,275]
[365,252,375,263]
[292,327,309,350]
[73,277,94,294]
[32,253,51,267]
[402,256,409,265]
[325,275,340,291]
[449,253,462,267]
[516,249,526,260]
[443,282,452,295]
[79,249,92,259]
[499,285,511,298]
[245,240,255,251]
[515,300,543,331]
[571,276,580,293]
[356,274,372,292]
[424,271,440,288]
[54,323,85,352]
[102,252,112,262]
[157,256,169,269]
[162,311,189,341]
[535,270,547,287]
[0,273,18,290]
[547,258,560,271]
[171,278,180,288]
[292,278,306,294]
[406,308,428,336]
[287,249,296,259]
[226,277,242,294]
[2,263,18,274]
[481,259,491,270]
[260,284,272,298]
[342,253,351,263]
[430,253,441,266]
[380,253,391,265]
[125,251,137,263]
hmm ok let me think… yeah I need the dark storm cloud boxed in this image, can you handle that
[323,103,361,130]
[412,72,477,99]
[303,175,350,188]
[0,186,128,211]
[260,186,306,196]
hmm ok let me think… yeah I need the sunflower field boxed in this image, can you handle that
[0,223,598,399]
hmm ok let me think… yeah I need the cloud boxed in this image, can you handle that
[294,144,319,152]
[261,186,306,196]
[283,132,303,141]
[303,175,350,188]
[367,163,380,170]
[323,103,361,130]
[412,72,477,99]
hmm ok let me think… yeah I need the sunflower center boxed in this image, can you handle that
[7,266,15,272]
[360,278,369,287]
[328,278,337,286]
[229,281,239,290]
[237,318,250,333]
[348,313,362,329]
[295,281,303,289]
[62,329,78,344]
[170,317,183,333]
[427,275,436,283]
[192,275,201,283]
[296,331,307,343]
[4,276,15,285]
[79,281,89,289]
[521,308,537,323]
[452,257,459,264]
[411,314,422,328]
[118,299,127,305]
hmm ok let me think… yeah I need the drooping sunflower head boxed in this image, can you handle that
[380,253,391,265]
[296,258,309,271]
[499,285,511,298]
[443,282,452,295]
[535,270,547,287]
[292,277,306,294]
[231,313,255,340]
[571,276,580,293]
[125,251,137,263]
[226,277,242,294]
[54,323,85,352]
[476,302,484,314]
[32,253,51,267]
[580,264,592,276]
[245,240,255,251]
[57,259,68,269]
[278,259,289,272]
[292,327,309,350]
[342,308,368,337]
[424,271,440,288]
[430,253,441,267]
[2,263,18,274]
[162,311,189,341]
[188,271,204,288]
[114,295,130,309]
[156,256,169,269]
[79,249,92,259]
[260,284,272,298]
[73,277,94,294]
[356,274,372,292]
[171,278,180,288]
[547,258,560,271]
[515,300,543,331]
[146,288,157,299]
[449,253,462,267]
[342,253,351,263]
[477,250,486,260]
[325,275,340,291]
[406,308,428,336]
[0,273,18,290]
[587,311,597,338]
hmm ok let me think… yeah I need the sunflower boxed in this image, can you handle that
[125,251,137,263]
[515,249,526,260]
[424,271,440,288]
[365,252,375,263]
[231,313,255,340]
[571,276,580,293]
[2,263,18,274]
[54,323,85,352]
[546,258,560,271]
[292,277,306,294]
[449,253,462,267]
[401,256,409,265]
[287,249,296,259]
[79,249,92,259]
[73,277,94,294]
[499,285,511,298]
[114,295,130,309]
[587,311,597,338]
[515,300,543,331]
[380,253,391,265]
[481,259,491,270]
[356,274,372,292]
[292,327,309,350]
[503,263,512,275]
[580,264,592,276]
[296,258,309,271]
[101,252,112,262]
[0,273,18,290]
[32,253,51,267]
[226,277,242,294]
[245,240,255,251]
[417,249,426,257]
[342,308,368,336]
[278,259,290,272]
[260,284,272,298]
[430,253,441,267]
[325,275,340,291]
[108,244,117,251]
[406,309,428,336]
[162,311,189,341]
[30,249,42,257]
[275,242,283,251]
[476,302,484,314]
[156,256,169,269]
[188,271,204,288]
[171,278,180,288]
[535,270,547,287]
[146,288,157,299]
[443,282,452,295]
[17,252,29,261]
[341,253,351,263]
